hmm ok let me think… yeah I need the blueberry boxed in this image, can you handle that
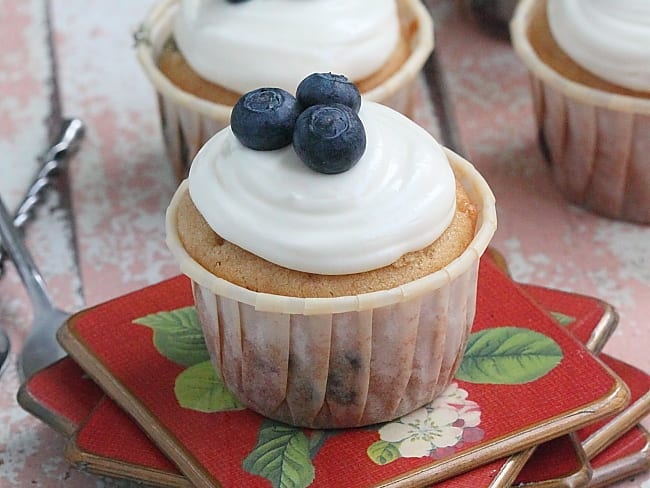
[226,0,250,3]
[296,73,362,113]
[293,104,366,174]
[231,88,301,151]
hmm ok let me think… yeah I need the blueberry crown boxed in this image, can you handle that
[230,73,366,175]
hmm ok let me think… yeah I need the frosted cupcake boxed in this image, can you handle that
[165,75,496,428]
[511,0,650,224]
[136,0,434,180]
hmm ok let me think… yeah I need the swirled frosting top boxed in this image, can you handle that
[188,102,457,275]
[173,0,401,94]
[547,0,650,92]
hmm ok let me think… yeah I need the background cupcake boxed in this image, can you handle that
[165,78,496,428]
[510,0,650,224]
[136,0,434,181]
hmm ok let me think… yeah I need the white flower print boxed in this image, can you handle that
[456,404,481,428]
[431,382,469,408]
[430,383,481,428]
[379,407,463,458]
[371,383,483,463]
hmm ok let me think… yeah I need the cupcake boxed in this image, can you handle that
[165,75,497,428]
[136,0,434,181]
[510,0,650,224]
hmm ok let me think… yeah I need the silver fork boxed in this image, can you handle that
[0,194,69,381]
[0,118,84,275]
[0,329,9,378]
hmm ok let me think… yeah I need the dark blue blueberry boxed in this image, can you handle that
[296,72,362,113]
[225,0,250,3]
[293,104,366,174]
[231,88,301,150]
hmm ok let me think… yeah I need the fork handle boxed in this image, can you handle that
[0,195,55,313]
[14,118,84,228]
[0,118,84,273]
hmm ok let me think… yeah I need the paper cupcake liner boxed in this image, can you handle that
[511,0,650,224]
[166,150,496,428]
[136,0,434,181]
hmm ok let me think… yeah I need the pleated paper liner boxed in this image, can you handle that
[53,258,629,488]
[511,0,650,224]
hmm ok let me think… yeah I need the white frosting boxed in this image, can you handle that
[188,102,457,275]
[547,0,650,92]
[173,0,400,94]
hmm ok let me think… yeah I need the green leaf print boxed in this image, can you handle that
[174,361,244,413]
[243,420,315,488]
[456,326,563,384]
[367,440,401,466]
[550,311,576,326]
[133,306,210,366]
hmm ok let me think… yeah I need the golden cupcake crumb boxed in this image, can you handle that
[175,180,477,298]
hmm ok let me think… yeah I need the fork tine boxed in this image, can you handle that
[0,194,68,381]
